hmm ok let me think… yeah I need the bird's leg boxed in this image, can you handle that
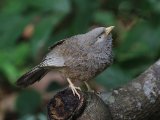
[84,81,93,92]
[67,78,81,99]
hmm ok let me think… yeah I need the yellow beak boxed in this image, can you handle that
[105,26,114,36]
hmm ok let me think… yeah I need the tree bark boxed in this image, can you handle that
[47,59,160,120]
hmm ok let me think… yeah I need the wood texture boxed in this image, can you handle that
[48,59,160,120]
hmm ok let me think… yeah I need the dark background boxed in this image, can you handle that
[0,0,160,119]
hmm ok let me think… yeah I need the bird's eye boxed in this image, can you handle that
[95,34,105,43]
[97,32,104,39]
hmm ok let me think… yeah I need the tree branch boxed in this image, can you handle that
[47,59,160,120]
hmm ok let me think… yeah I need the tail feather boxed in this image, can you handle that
[16,67,49,87]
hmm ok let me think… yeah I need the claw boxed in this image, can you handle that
[67,78,81,99]
[84,81,94,92]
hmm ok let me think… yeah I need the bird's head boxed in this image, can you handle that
[76,26,114,65]
[86,26,114,46]
[76,26,114,49]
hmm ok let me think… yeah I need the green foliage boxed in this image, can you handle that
[94,11,116,26]
[0,43,30,84]
[30,15,65,58]
[96,66,132,88]
[19,113,47,120]
[15,89,42,115]
[0,15,31,49]
[117,22,160,61]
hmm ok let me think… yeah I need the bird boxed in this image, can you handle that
[16,26,114,99]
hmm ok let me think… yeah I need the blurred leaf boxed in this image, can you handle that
[50,0,71,13]
[27,0,71,13]
[15,89,42,115]
[148,0,160,13]
[118,1,133,14]
[47,0,99,45]
[1,0,26,14]
[12,43,31,66]
[0,43,30,84]
[0,15,32,49]
[19,113,47,120]
[105,0,122,10]
[94,11,116,26]
[96,66,132,89]
[46,82,62,92]
[37,113,47,120]
[19,114,35,120]
[128,63,150,76]
[30,15,66,58]
[70,0,99,33]
[1,62,19,84]
[1,0,71,14]
[116,21,160,62]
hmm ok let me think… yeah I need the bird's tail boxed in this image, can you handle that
[16,66,49,87]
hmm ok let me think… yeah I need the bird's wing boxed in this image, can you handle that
[40,53,65,68]
[38,39,68,68]
[48,39,66,51]
[45,37,78,68]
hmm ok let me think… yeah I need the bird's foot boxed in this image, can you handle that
[84,81,94,92]
[67,78,81,99]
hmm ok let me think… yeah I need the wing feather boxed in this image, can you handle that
[48,39,66,51]
[40,53,65,68]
